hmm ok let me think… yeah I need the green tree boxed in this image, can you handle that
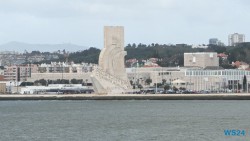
[162,79,166,84]
[71,79,78,84]
[173,86,178,92]
[145,78,152,85]
[68,47,101,64]
[138,84,143,90]
[164,84,170,91]
[130,80,133,85]
[179,87,186,91]
[238,83,242,91]
[34,79,47,86]
[243,75,247,92]
[20,82,34,86]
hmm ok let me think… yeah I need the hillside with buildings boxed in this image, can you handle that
[125,43,250,68]
[2,51,244,94]
[1,32,250,94]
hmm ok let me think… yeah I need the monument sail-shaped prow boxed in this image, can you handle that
[91,26,132,94]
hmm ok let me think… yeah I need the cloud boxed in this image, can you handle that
[0,0,249,48]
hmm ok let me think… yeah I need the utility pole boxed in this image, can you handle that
[246,75,249,93]
[61,63,64,81]
[155,72,157,94]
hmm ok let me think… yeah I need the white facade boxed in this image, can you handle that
[228,33,245,46]
[20,84,91,94]
[38,62,95,73]
[27,73,91,82]
[184,52,219,68]
[185,69,250,92]
[127,67,250,92]
[192,44,208,49]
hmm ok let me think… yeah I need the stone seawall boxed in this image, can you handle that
[1,94,250,100]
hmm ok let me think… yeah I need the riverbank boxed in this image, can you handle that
[1,93,250,100]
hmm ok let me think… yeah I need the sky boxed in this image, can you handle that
[0,0,249,49]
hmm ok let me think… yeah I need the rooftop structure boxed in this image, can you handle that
[184,52,219,68]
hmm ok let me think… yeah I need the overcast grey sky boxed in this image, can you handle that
[0,0,249,48]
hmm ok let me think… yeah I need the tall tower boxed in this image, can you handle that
[99,26,127,80]
[91,26,131,94]
[228,33,245,46]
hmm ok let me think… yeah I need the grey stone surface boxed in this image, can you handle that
[91,26,131,94]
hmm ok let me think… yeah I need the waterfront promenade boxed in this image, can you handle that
[1,93,250,100]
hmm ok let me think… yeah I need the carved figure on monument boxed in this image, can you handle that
[99,26,127,80]
[91,26,132,94]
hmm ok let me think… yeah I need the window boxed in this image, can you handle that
[218,71,221,75]
[192,57,196,63]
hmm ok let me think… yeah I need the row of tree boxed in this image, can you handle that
[27,42,250,68]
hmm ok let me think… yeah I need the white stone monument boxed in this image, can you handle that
[91,26,132,94]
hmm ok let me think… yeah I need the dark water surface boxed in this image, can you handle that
[0,100,249,141]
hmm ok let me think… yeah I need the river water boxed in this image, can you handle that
[0,100,249,141]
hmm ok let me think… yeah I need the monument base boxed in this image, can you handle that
[91,66,132,94]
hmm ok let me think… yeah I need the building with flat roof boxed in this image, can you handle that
[228,33,245,46]
[127,67,250,92]
[4,65,35,81]
[184,52,219,68]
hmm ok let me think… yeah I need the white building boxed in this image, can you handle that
[184,52,219,68]
[20,84,92,94]
[192,44,208,49]
[127,67,250,92]
[228,33,245,46]
[38,62,95,73]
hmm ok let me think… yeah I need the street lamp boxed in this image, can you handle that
[10,81,12,94]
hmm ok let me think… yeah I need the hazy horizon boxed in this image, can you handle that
[0,41,89,53]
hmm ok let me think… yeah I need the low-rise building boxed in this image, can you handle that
[38,62,95,73]
[184,52,219,68]
[127,67,250,92]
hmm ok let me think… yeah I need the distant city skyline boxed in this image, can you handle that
[228,33,245,46]
[0,0,249,49]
